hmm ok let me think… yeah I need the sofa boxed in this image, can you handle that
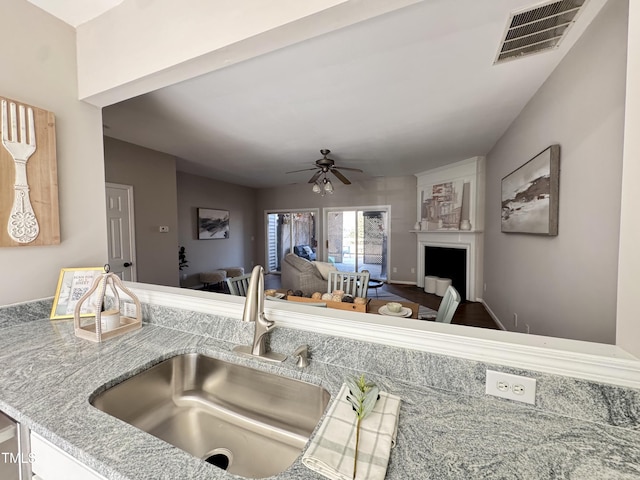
[281,253,331,294]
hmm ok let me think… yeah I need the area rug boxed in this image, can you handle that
[372,290,438,320]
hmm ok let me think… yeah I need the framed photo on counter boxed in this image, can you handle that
[50,267,105,319]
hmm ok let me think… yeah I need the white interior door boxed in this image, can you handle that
[105,183,136,281]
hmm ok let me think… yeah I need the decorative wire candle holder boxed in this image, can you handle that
[73,265,142,342]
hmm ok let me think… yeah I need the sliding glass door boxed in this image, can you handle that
[265,210,318,273]
[324,206,389,280]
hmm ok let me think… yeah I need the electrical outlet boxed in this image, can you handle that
[159,226,169,232]
[486,370,536,405]
[411,267,415,273]
[393,267,397,273]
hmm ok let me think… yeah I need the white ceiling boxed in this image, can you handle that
[96,1,602,188]
[27,0,123,27]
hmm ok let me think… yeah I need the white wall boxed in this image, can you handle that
[177,172,257,288]
[483,0,627,344]
[0,0,106,305]
[255,176,417,283]
[103,137,179,287]
[76,0,420,107]
[617,0,640,358]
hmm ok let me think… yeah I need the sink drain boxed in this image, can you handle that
[203,448,233,471]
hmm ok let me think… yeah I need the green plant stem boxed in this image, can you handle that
[353,416,361,479]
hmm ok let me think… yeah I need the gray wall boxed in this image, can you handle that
[483,0,627,344]
[104,137,180,287]
[0,0,107,305]
[177,172,257,288]
[255,176,418,283]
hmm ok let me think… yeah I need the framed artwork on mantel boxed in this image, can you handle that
[501,145,560,236]
[420,180,464,230]
[0,96,60,246]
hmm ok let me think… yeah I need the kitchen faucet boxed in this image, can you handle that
[233,265,287,362]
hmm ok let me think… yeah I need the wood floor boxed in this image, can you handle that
[382,283,499,329]
[264,274,499,330]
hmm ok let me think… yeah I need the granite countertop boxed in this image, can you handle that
[1,317,640,479]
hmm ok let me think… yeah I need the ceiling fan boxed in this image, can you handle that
[287,149,363,186]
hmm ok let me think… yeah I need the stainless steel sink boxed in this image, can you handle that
[91,353,330,478]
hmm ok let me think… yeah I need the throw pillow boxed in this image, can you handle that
[313,261,337,280]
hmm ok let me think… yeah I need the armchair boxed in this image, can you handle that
[281,253,327,294]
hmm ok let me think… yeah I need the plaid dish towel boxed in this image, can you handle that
[302,383,401,480]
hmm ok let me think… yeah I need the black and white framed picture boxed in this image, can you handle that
[198,208,230,239]
[501,145,560,236]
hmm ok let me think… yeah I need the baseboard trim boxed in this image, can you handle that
[387,280,416,285]
[482,300,507,331]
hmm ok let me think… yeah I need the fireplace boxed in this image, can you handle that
[424,246,466,300]
[415,230,481,301]
[415,157,485,301]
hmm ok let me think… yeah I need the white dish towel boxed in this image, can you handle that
[302,383,401,480]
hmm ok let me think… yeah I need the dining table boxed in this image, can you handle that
[367,299,420,319]
[273,290,420,319]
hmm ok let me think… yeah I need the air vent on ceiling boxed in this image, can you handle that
[494,0,588,64]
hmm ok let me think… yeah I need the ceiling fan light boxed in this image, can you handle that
[312,182,321,194]
[324,179,334,193]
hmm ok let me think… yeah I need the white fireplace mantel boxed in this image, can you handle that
[414,157,485,301]
[416,230,483,301]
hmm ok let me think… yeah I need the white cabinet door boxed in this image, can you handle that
[30,432,107,480]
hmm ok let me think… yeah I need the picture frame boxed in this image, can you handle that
[420,180,464,230]
[198,208,230,239]
[501,145,560,235]
[50,267,105,319]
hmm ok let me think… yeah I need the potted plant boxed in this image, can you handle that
[178,246,189,280]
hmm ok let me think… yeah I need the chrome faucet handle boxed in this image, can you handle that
[293,344,310,368]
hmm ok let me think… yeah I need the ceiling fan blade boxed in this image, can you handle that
[333,166,364,173]
[286,166,318,174]
[308,170,323,184]
[331,169,351,185]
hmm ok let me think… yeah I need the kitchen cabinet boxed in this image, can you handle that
[31,432,105,480]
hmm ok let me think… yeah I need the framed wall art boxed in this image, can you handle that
[501,145,560,235]
[50,267,105,319]
[198,208,229,239]
[420,180,464,230]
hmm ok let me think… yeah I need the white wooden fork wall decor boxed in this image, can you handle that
[0,96,59,246]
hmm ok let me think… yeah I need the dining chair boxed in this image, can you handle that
[327,270,370,298]
[434,285,461,323]
[226,273,252,296]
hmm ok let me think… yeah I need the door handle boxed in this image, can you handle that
[124,262,133,267]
